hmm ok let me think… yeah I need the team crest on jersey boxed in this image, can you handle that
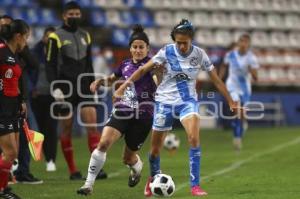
[62,40,72,46]
[81,37,87,46]
[6,56,15,64]
[5,68,13,78]
[190,57,200,66]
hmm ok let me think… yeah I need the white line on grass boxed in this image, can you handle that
[176,136,300,192]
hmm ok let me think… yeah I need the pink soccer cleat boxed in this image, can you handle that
[144,177,153,197]
[191,185,207,196]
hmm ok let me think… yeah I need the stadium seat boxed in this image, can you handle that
[229,13,248,28]
[287,32,300,48]
[270,32,288,48]
[25,8,40,25]
[8,7,26,20]
[267,14,284,29]
[215,30,232,47]
[174,11,191,24]
[156,28,172,46]
[154,11,173,27]
[143,0,161,9]
[192,12,211,27]
[253,0,271,11]
[106,10,123,27]
[248,13,267,29]
[90,10,106,26]
[270,0,289,11]
[290,0,300,11]
[123,0,144,8]
[211,12,229,28]
[39,9,59,25]
[134,10,154,27]
[92,0,124,8]
[64,0,92,7]
[284,14,300,30]
[120,10,135,26]
[252,31,270,48]
[195,30,215,46]
[111,29,130,46]
[144,28,161,47]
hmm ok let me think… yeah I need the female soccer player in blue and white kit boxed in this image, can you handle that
[219,34,259,150]
[116,19,240,197]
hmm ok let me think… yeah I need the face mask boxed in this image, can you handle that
[67,17,81,29]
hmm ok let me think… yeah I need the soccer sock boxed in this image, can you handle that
[60,134,77,174]
[189,147,201,187]
[87,132,101,153]
[0,157,12,191]
[232,119,243,138]
[149,154,161,177]
[128,154,143,174]
[85,149,106,187]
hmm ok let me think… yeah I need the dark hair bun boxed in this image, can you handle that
[132,24,144,33]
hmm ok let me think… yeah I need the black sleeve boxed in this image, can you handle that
[45,38,59,83]
[18,46,39,71]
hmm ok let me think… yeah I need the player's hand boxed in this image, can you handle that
[114,84,126,99]
[90,79,102,93]
[229,101,243,114]
[52,88,65,101]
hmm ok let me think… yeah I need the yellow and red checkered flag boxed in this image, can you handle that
[23,120,44,161]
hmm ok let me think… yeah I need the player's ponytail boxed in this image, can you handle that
[129,24,149,46]
[1,19,29,41]
[170,19,195,41]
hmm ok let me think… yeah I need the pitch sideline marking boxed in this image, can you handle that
[176,136,300,192]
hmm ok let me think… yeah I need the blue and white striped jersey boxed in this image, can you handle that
[152,44,214,105]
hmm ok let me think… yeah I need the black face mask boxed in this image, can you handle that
[67,17,81,29]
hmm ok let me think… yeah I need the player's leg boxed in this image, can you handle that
[77,126,121,195]
[180,101,207,196]
[59,115,81,179]
[123,117,152,187]
[0,132,19,196]
[230,92,243,150]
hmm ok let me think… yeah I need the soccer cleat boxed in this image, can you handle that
[77,185,93,196]
[95,169,107,180]
[0,187,22,199]
[128,170,141,187]
[191,185,207,196]
[70,171,84,180]
[46,160,56,172]
[15,173,43,184]
[144,177,153,197]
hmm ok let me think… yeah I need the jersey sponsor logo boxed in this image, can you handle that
[6,56,15,64]
[174,73,190,81]
[0,123,5,129]
[62,40,72,46]
[5,68,13,78]
[8,124,13,130]
[190,57,200,66]
[81,37,87,46]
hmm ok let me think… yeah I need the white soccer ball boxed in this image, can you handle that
[150,174,175,197]
[163,133,180,150]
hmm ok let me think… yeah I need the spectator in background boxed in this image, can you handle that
[46,1,107,180]
[219,34,259,151]
[29,27,58,172]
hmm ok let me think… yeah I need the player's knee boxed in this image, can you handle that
[99,140,110,152]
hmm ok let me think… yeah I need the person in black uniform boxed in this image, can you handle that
[0,19,30,199]
[46,1,107,180]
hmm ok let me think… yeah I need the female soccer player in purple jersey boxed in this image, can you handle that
[77,25,158,196]
[116,19,240,197]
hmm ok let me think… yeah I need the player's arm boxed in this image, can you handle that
[208,68,237,111]
[115,59,155,97]
[249,67,258,81]
[90,74,119,93]
[45,33,60,83]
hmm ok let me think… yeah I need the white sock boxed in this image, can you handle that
[129,155,143,175]
[85,149,106,187]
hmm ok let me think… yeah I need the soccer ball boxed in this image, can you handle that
[163,133,180,150]
[150,174,175,197]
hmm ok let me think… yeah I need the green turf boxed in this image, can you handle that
[12,127,300,199]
